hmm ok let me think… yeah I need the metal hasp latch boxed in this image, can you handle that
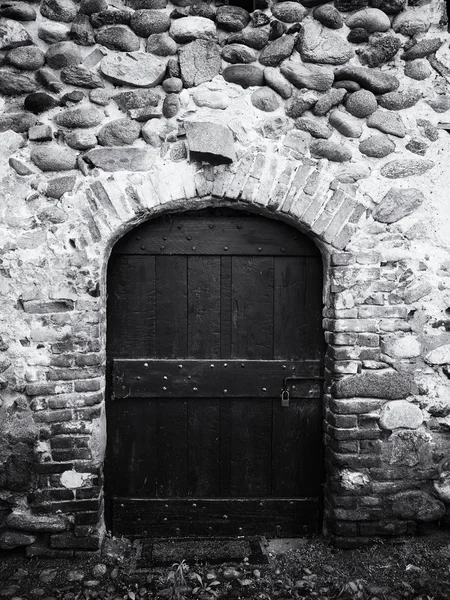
[281,375,325,407]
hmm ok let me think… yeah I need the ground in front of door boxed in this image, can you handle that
[1,533,450,600]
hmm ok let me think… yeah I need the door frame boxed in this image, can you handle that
[103,202,329,537]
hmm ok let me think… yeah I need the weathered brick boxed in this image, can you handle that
[75,511,101,525]
[34,409,73,423]
[323,319,379,333]
[331,253,355,266]
[327,413,358,428]
[27,382,73,396]
[327,425,381,441]
[52,448,92,461]
[76,487,101,500]
[330,398,387,414]
[48,393,102,409]
[357,333,380,347]
[51,435,90,450]
[51,422,92,435]
[47,368,101,381]
[74,379,103,392]
[329,520,358,536]
[358,520,416,536]
[75,354,103,367]
[36,461,74,474]
[326,332,358,345]
[73,406,101,421]
[327,451,382,468]
[358,305,408,319]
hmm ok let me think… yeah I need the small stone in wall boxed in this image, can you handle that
[169,16,217,43]
[222,64,264,88]
[65,129,97,150]
[70,13,95,46]
[163,77,183,93]
[251,9,270,27]
[382,334,421,359]
[100,51,168,87]
[90,8,133,28]
[142,118,165,146]
[162,93,180,117]
[281,60,333,91]
[309,139,352,162]
[185,120,235,164]
[334,65,399,94]
[216,5,250,31]
[378,88,422,111]
[380,159,434,179]
[130,9,170,36]
[6,512,69,533]
[264,67,292,99]
[332,370,413,399]
[190,2,216,20]
[406,138,428,155]
[40,0,77,23]
[359,35,402,67]
[404,59,432,81]
[367,109,406,137]
[89,88,110,105]
[335,0,369,11]
[347,27,369,43]
[336,164,370,182]
[313,5,343,29]
[30,144,78,171]
[359,134,395,158]
[147,32,178,56]
[0,2,37,21]
[251,87,280,112]
[193,88,229,109]
[373,188,424,223]
[84,147,153,171]
[312,88,346,116]
[295,116,332,139]
[334,80,361,92]
[97,118,141,146]
[38,21,70,43]
[259,35,295,67]
[60,65,105,88]
[427,96,450,114]
[271,2,307,23]
[9,157,32,175]
[80,0,108,15]
[45,41,82,69]
[391,490,445,522]
[0,69,37,94]
[283,129,310,156]
[227,29,269,50]
[417,118,439,142]
[0,531,36,550]
[0,111,37,133]
[346,8,390,33]
[5,45,45,70]
[380,400,423,430]
[297,22,354,65]
[425,344,450,366]
[434,472,450,502]
[170,139,187,162]
[0,17,32,49]
[345,89,377,117]
[54,105,103,128]
[285,90,316,118]
[180,39,221,87]
[392,9,431,36]
[114,89,160,110]
[402,282,432,304]
[95,25,140,51]
[28,124,52,142]
[402,38,443,61]
[329,109,362,138]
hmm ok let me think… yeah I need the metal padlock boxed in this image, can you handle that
[281,389,290,408]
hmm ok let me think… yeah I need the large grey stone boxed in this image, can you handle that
[162,93,180,117]
[0,69,37,94]
[392,491,445,522]
[425,345,450,366]
[40,0,77,22]
[367,109,406,137]
[54,106,103,128]
[0,2,37,21]
[100,51,167,87]
[404,59,432,81]
[332,370,413,399]
[402,38,442,61]
[146,32,177,56]
[251,87,279,112]
[379,400,423,430]
[223,64,264,88]
[5,45,45,70]
[216,5,250,31]
[285,90,316,118]
[359,135,395,158]
[313,5,343,29]
[373,188,424,223]
[97,118,141,146]
[259,35,295,67]
[185,121,235,164]
[193,89,229,109]
[329,110,362,138]
[295,117,332,139]
[271,2,307,23]
[378,89,422,111]
[345,89,377,118]
[179,39,221,87]
[346,8,390,32]
[0,531,36,550]
[227,29,269,50]
[45,41,82,69]
[84,147,152,171]
[61,65,105,88]
[264,67,292,99]
[281,60,333,91]
[95,25,140,51]
[169,16,216,43]
[130,9,170,36]
[24,91,60,113]
[310,139,352,162]
[297,22,353,65]
[6,512,70,533]
[114,89,160,110]
[334,65,399,94]
[38,21,70,43]
[360,35,402,67]
[380,159,434,179]
[0,17,31,49]
[383,335,421,359]
[0,111,37,133]
[313,88,346,116]
[392,9,430,36]
[90,8,132,28]
[30,145,78,171]
[222,43,257,64]
[65,129,97,150]
[70,13,95,46]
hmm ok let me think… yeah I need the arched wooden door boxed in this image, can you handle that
[105,209,325,538]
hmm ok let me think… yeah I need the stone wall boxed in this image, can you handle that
[0,0,450,554]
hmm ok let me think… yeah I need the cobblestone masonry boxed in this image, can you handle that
[0,0,450,554]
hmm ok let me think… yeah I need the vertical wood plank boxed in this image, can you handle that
[219,398,231,497]
[187,399,221,497]
[156,256,188,359]
[188,257,221,359]
[156,399,188,497]
[107,255,156,358]
[230,399,273,497]
[274,257,306,360]
[220,257,232,360]
[305,257,325,361]
[231,257,274,359]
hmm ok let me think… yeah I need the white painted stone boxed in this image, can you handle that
[425,345,450,365]
[60,470,90,489]
[340,470,370,491]
[379,400,423,430]
[434,472,450,502]
[383,335,421,359]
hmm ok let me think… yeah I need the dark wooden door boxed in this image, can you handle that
[105,209,325,538]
